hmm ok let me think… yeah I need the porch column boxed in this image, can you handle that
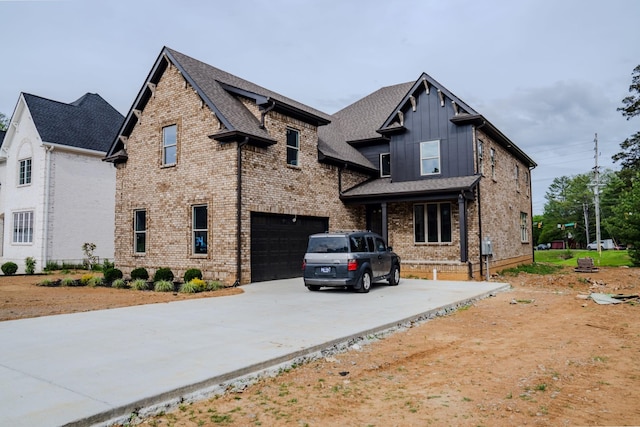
[381,202,388,244]
[458,194,468,262]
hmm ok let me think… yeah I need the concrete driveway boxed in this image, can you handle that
[0,277,509,426]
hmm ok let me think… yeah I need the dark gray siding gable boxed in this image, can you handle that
[358,142,390,175]
[390,87,474,182]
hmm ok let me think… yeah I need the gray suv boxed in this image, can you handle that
[302,231,401,293]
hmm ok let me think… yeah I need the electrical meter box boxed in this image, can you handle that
[481,238,493,256]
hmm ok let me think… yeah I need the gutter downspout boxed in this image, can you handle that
[236,137,250,285]
[260,100,276,129]
[475,120,486,279]
[42,144,54,271]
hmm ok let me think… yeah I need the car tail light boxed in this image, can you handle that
[347,259,357,271]
[302,260,306,270]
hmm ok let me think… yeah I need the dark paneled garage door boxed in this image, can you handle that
[251,212,328,282]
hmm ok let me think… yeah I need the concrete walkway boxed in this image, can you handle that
[0,278,509,426]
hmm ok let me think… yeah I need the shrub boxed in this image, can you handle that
[112,279,128,289]
[25,257,36,275]
[45,261,61,271]
[86,276,102,287]
[154,280,175,292]
[60,277,76,287]
[102,259,114,271]
[103,268,123,284]
[1,262,18,276]
[37,278,57,287]
[130,267,149,281]
[207,280,222,291]
[180,278,206,293]
[80,274,94,286]
[131,279,149,291]
[153,267,174,283]
[183,268,203,283]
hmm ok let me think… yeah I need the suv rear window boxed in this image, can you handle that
[307,236,349,253]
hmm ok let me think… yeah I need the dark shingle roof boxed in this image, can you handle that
[317,82,414,171]
[341,175,481,201]
[24,93,123,153]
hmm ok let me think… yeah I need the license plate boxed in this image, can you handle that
[320,267,331,274]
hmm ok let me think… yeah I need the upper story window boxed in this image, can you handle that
[192,204,208,255]
[515,164,520,192]
[13,210,34,244]
[134,209,146,254]
[18,158,32,186]
[162,124,177,166]
[420,140,440,176]
[413,202,451,243]
[525,171,530,195]
[286,128,299,167]
[477,140,484,175]
[380,153,391,177]
[490,148,496,179]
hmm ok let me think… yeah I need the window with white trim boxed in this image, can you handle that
[18,158,32,186]
[414,202,452,243]
[420,140,440,175]
[13,211,33,243]
[380,153,390,177]
[134,210,146,253]
[286,128,299,166]
[162,125,177,166]
[192,204,208,255]
[520,212,529,242]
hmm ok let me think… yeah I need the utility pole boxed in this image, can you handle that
[583,201,590,244]
[593,133,602,254]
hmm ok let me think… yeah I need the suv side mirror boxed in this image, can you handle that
[387,246,393,251]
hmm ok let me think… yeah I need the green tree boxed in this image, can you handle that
[613,64,640,183]
[607,171,640,265]
[0,112,8,131]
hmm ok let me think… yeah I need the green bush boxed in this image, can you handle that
[131,279,149,291]
[60,277,77,287]
[1,262,18,276]
[103,268,123,283]
[37,278,57,287]
[112,279,128,289]
[153,267,174,283]
[130,267,149,281]
[207,280,222,291]
[25,257,36,275]
[183,268,202,283]
[154,280,175,292]
[45,261,61,271]
[102,259,115,271]
[86,276,103,287]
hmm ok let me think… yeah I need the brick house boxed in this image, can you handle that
[0,93,123,272]
[105,47,536,284]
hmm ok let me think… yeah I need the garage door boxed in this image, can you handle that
[251,212,328,282]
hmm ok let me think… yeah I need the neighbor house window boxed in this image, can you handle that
[477,140,484,175]
[13,211,33,243]
[134,210,146,253]
[286,128,299,166]
[490,148,496,179]
[525,171,530,195]
[520,212,529,242]
[18,158,32,185]
[162,124,177,165]
[380,153,391,177]
[413,202,451,243]
[420,140,440,175]
[192,204,208,255]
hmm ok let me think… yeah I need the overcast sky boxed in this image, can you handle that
[1,0,638,214]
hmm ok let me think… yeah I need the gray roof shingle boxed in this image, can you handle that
[341,175,481,200]
[24,93,123,153]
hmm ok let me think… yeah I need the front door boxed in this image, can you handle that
[367,205,382,236]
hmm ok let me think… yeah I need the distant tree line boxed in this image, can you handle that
[534,65,640,265]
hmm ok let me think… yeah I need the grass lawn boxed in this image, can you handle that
[534,249,632,267]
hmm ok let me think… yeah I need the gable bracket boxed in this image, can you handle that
[452,101,459,115]
[422,78,430,95]
[119,135,128,148]
[133,109,142,120]
[409,95,416,112]
[397,110,404,126]
[438,89,445,107]
[146,82,156,98]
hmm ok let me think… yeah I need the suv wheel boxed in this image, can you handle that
[358,270,372,293]
[388,264,400,286]
[307,285,321,291]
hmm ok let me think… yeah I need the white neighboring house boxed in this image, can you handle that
[0,93,123,273]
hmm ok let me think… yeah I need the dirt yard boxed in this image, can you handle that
[2,267,640,426]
